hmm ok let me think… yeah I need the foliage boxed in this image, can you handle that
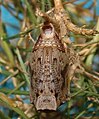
[0,0,99,119]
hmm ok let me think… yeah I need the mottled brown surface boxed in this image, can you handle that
[29,23,69,110]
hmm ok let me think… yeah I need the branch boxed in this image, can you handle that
[54,0,99,36]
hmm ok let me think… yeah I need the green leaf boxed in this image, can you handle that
[15,48,30,85]
[0,93,29,119]
[0,88,29,95]
[0,111,11,119]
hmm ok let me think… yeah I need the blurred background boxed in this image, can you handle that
[0,0,99,119]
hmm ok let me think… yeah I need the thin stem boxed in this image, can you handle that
[0,70,19,86]
[15,48,30,85]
